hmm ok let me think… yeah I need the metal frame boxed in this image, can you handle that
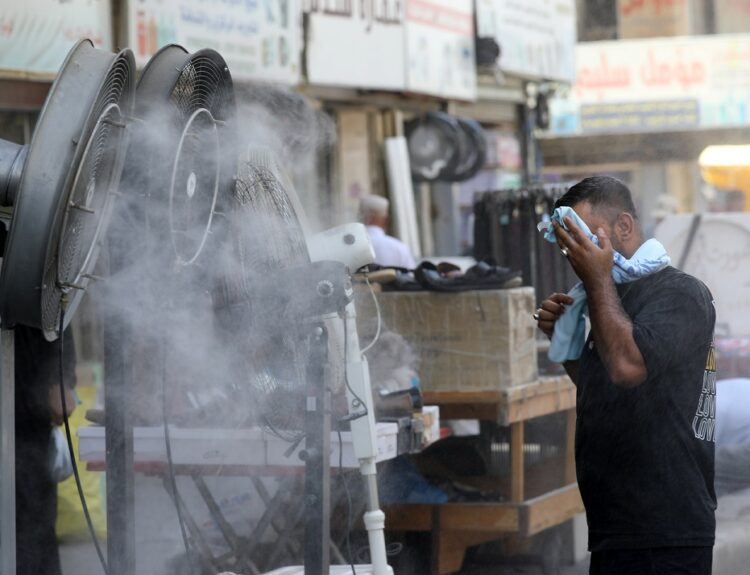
[0,329,15,575]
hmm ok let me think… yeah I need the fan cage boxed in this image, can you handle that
[234,162,309,277]
[170,52,234,124]
[42,50,134,336]
[168,107,220,265]
[223,158,311,440]
[126,48,235,271]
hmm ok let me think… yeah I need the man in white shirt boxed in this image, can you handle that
[360,195,416,269]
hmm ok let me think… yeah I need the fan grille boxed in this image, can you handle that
[44,51,134,335]
[170,53,234,123]
[224,157,311,439]
[169,108,220,265]
[234,162,308,275]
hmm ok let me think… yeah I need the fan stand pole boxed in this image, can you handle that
[103,309,135,575]
[0,328,16,575]
[304,323,331,575]
[344,304,391,575]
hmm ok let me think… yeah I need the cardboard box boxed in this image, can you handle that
[363,288,538,392]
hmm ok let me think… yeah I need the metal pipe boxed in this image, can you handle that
[0,140,27,207]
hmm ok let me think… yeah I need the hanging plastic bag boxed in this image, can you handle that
[49,426,74,483]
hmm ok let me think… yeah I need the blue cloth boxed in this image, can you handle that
[538,206,671,362]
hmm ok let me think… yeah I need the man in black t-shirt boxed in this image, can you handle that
[535,177,716,575]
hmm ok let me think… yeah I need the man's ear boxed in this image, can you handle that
[616,212,636,240]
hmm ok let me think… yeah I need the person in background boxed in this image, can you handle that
[535,177,716,575]
[15,326,77,575]
[360,195,416,269]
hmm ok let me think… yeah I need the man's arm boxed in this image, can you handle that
[554,220,647,388]
[585,275,647,387]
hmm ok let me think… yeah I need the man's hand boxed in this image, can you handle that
[553,218,614,288]
[536,292,574,339]
[49,385,76,427]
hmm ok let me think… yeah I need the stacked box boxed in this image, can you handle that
[362,288,538,392]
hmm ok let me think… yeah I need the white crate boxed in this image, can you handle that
[78,423,399,469]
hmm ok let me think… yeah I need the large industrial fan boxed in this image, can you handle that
[0,40,135,338]
[112,44,235,274]
[105,43,236,421]
[0,40,135,574]
[98,43,238,574]
[209,140,392,575]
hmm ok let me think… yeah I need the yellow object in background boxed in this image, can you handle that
[699,145,750,210]
[56,365,107,541]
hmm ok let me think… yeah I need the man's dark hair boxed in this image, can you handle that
[555,176,638,220]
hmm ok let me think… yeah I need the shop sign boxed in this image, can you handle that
[304,0,406,91]
[475,0,577,83]
[616,0,701,39]
[549,35,750,135]
[0,0,112,77]
[305,0,475,99]
[404,0,476,100]
[127,0,300,84]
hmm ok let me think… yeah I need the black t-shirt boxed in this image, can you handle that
[576,266,716,552]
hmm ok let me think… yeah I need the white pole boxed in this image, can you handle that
[343,304,391,575]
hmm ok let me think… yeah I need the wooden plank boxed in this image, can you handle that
[424,376,575,425]
[385,504,433,531]
[384,503,520,533]
[440,503,519,532]
[519,483,584,537]
[510,422,524,502]
[423,390,504,405]
[565,409,577,485]
[503,376,573,403]
[431,402,500,421]
[0,78,51,110]
[503,385,576,425]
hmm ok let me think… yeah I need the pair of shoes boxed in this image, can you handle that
[465,259,523,288]
[414,260,522,292]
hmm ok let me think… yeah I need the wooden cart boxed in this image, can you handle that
[385,375,583,574]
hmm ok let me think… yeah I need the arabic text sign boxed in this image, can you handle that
[127,0,300,84]
[404,0,476,100]
[550,35,750,134]
[305,0,406,91]
[0,0,112,76]
[475,0,576,83]
[580,100,699,133]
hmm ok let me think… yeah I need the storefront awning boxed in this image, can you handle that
[539,127,750,168]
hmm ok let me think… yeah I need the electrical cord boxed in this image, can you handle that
[342,317,368,423]
[359,273,381,356]
[58,306,109,575]
[160,347,195,570]
[337,428,356,575]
